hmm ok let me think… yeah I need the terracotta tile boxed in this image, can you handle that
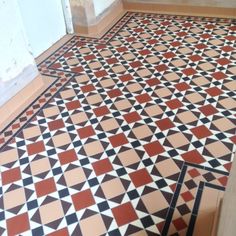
[66,100,81,110]
[156,118,175,131]
[2,167,22,185]
[6,213,30,236]
[72,189,95,211]
[109,133,128,148]
[123,111,141,123]
[182,150,205,164]
[191,125,212,139]
[92,158,113,176]
[129,168,153,188]
[35,178,57,197]
[144,141,165,157]
[77,126,95,139]
[27,141,45,155]
[48,119,64,131]
[58,149,78,165]
[112,202,138,226]
[199,104,218,116]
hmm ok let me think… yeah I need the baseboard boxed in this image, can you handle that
[123,2,236,19]
[0,75,45,130]
[73,0,124,37]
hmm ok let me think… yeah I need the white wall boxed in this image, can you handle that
[18,0,66,57]
[93,0,116,16]
[0,0,38,106]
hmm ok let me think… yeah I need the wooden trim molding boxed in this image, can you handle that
[0,75,45,130]
[123,1,236,19]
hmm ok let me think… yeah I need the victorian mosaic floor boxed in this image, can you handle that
[0,12,236,236]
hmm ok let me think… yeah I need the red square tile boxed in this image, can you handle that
[139,49,151,55]
[112,202,138,226]
[123,111,141,123]
[171,41,181,47]
[81,84,96,93]
[181,150,205,164]
[117,46,128,52]
[155,30,165,35]
[156,118,175,131]
[126,37,136,42]
[108,89,122,98]
[148,39,158,44]
[195,43,207,49]
[172,218,187,231]
[199,104,218,116]
[77,126,95,139]
[129,168,153,187]
[216,58,231,66]
[27,141,45,155]
[175,82,191,91]
[96,44,106,50]
[35,178,56,197]
[7,213,30,236]
[225,35,236,41]
[147,78,161,86]
[109,133,129,148]
[95,70,108,78]
[58,149,78,165]
[71,66,84,73]
[92,158,113,176]
[221,46,234,52]
[84,55,96,61]
[155,64,168,72]
[48,119,64,131]
[200,33,211,39]
[93,106,110,117]
[136,94,152,104]
[47,228,69,236]
[166,99,183,109]
[144,141,165,157]
[191,125,212,139]
[182,68,197,76]
[212,72,227,80]
[119,74,133,82]
[181,191,194,202]
[66,100,81,110]
[163,52,175,59]
[229,25,236,31]
[134,28,144,33]
[205,87,223,96]
[177,32,187,37]
[2,167,21,185]
[72,189,95,211]
[106,58,118,64]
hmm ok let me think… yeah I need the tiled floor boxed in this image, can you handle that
[0,12,236,236]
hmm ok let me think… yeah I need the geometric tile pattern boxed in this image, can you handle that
[0,12,235,235]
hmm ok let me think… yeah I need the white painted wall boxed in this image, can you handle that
[0,0,38,106]
[93,0,116,16]
[18,0,67,57]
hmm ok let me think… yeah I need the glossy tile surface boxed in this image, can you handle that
[0,12,236,236]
